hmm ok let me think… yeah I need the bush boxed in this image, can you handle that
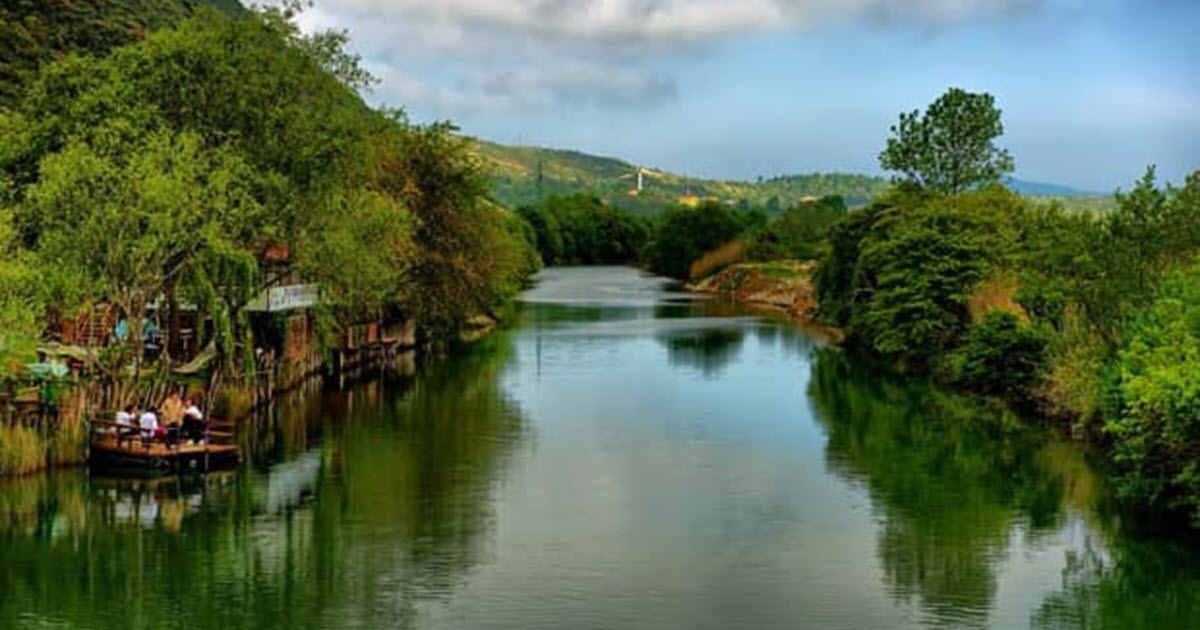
[645,202,752,279]
[517,195,648,266]
[750,195,846,261]
[1105,266,1200,522]
[946,312,1048,398]
[819,187,1026,367]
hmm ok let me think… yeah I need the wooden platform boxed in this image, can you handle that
[89,421,240,475]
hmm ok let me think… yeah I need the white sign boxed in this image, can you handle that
[247,284,321,312]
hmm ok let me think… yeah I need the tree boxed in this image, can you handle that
[372,119,507,348]
[0,210,40,380]
[645,202,750,279]
[22,131,260,370]
[296,190,415,325]
[1106,265,1200,522]
[879,87,1014,194]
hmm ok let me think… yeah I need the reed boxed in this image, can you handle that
[689,239,747,281]
[0,425,45,477]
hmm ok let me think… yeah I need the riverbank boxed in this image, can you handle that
[5,265,1197,630]
[685,261,844,343]
[0,309,515,478]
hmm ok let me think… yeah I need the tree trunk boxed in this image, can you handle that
[166,274,180,364]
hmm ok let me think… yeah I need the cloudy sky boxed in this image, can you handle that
[288,0,1199,191]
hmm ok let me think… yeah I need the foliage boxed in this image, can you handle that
[477,139,893,213]
[517,194,649,265]
[1105,266,1200,522]
[19,130,260,364]
[747,195,846,261]
[879,87,1014,194]
[0,209,40,379]
[369,121,536,348]
[0,0,244,108]
[946,312,1049,398]
[1,5,538,378]
[644,202,755,279]
[818,186,1026,367]
[296,190,415,324]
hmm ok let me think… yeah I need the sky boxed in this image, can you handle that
[287,0,1200,192]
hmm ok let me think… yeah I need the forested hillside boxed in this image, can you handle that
[478,140,891,212]
[0,0,243,107]
[478,140,1107,214]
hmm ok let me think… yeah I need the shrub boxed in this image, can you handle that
[645,202,751,279]
[1105,266,1200,522]
[946,312,1049,398]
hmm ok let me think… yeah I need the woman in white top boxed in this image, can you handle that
[183,397,206,443]
[115,405,138,436]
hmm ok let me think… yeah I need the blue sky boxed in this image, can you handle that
[293,0,1200,192]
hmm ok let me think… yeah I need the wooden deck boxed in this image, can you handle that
[89,420,240,474]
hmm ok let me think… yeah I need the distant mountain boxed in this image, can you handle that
[0,0,244,107]
[1004,177,1100,197]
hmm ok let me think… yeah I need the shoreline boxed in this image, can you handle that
[684,261,844,344]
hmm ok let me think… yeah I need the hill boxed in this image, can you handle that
[1,2,1109,215]
[0,0,244,107]
[477,140,1099,213]
[476,140,891,213]
[1003,177,1099,197]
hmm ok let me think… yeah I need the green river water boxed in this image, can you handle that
[1,266,1198,629]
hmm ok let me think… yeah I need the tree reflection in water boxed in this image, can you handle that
[809,348,1200,630]
[0,336,526,630]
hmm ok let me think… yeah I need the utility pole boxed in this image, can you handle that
[536,159,544,200]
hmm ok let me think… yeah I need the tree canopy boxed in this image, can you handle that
[879,87,1014,194]
[0,5,538,382]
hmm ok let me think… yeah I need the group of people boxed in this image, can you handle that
[115,391,207,444]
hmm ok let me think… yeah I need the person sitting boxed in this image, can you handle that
[182,397,207,444]
[115,405,139,438]
[139,405,161,443]
[161,391,184,427]
[162,391,187,444]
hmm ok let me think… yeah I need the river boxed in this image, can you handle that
[1,266,1197,629]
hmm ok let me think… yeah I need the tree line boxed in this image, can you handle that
[816,87,1200,525]
[0,5,538,392]
[518,87,1200,526]
[517,193,845,279]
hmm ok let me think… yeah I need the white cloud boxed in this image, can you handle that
[285,0,1036,114]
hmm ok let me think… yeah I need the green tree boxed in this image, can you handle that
[818,187,1026,367]
[645,202,750,279]
[946,312,1049,398]
[879,87,1014,194]
[754,195,846,260]
[296,190,415,325]
[372,120,511,348]
[518,195,649,265]
[21,131,260,368]
[1106,265,1200,522]
[0,210,40,380]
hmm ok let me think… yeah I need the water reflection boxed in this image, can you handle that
[3,267,1200,630]
[0,337,526,630]
[809,349,1200,629]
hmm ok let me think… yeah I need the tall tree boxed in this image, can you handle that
[879,87,1014,194]
[0,209,39,380]
[23,131,260,369]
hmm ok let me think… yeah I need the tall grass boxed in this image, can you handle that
[689,239,747,280]
[0,425,45,477]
